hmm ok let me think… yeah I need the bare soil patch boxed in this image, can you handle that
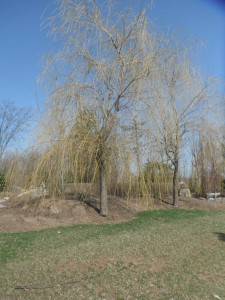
[0,194,224,232]
[162,196,225,210]
[0,195,150,232]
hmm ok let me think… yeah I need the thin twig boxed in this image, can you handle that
[15,272,100,290]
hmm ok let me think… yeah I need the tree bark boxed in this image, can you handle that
[99,159,108,217]
[173,160,179,207]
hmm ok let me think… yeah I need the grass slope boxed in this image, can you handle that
[0,209,225,299]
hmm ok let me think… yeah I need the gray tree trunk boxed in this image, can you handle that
[99,160,108,217]
[173,160,179,207]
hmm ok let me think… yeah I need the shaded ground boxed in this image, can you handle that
[0,193,225,232]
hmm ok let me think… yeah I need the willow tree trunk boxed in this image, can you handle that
[173,160,179,207]
[99,159,108,217]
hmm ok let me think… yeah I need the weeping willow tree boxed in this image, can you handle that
[3,150,41,191]
[36,0,161,216]
[142,161,173,199]
[30,107,100,195]
[144,41,218,206]
[190,122,224,196]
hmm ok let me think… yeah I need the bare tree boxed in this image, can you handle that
[0,101,31,161]
[145,44,217,206]
[41,0,160,216]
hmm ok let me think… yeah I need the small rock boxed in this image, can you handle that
[179,189,191,198]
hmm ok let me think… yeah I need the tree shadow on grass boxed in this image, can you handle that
[214,232,225,242]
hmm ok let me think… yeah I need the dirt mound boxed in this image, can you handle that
[0,195,151,232]
[6,195,143,219]
[1,195,225,233]
[7,196,92,218]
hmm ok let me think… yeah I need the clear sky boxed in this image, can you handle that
[0,0,224,111]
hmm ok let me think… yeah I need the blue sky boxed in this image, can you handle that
[0,0,48,109]
[0,0,224,111]
[150,0,225,79]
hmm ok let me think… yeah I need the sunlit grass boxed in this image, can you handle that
[1,209,225,299]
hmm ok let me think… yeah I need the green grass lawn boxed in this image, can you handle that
[1,209,225,299]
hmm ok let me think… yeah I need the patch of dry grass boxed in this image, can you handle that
[1,209,225,299]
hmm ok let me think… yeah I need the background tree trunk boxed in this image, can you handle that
[173,160,179,206]
[99,159,108,217]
